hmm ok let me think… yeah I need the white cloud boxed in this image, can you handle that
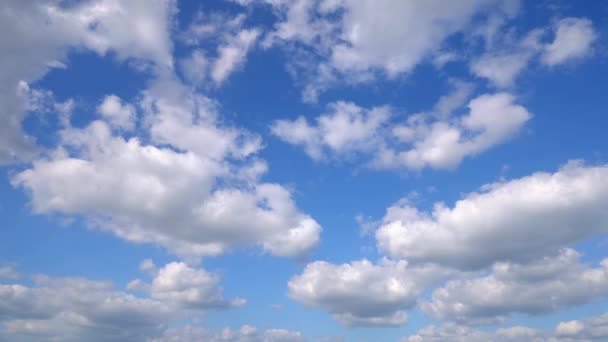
[421,249,608,324]
[288,258,448,327]
[179,12,261,86]
[271,101,391,160]
[212,28,260,85]
[257,0,518,99]
[0,276,172,341]
[147,262,245,309]
[151,324,307,342]
[273,90,530,171]
[0,0,175,164]
[542,18,596,66]
[404,311,608,341]
[471,17,596,87]
[97,95,136,131]
[403,323,546,342]
[376,161,608,269]
[13,75,321,261]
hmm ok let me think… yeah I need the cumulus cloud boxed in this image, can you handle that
[97,95,137,131]
[0,275,173,341]
[471,17,596,87]
[13,74,322,261]
[129,261,245,309]
[0,0,175,164]
[421,249,608,324]
[288,258,448,327]
[179,12,260,86]
[376,161,608,269]
[542,18,596,66]
[273,88,530,171]
[271,101,392,160]
[151,324,306,342]
[404,311,608,341]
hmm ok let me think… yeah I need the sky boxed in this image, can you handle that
[0,0,608,341]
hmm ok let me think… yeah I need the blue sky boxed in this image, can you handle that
[1,0,608,341]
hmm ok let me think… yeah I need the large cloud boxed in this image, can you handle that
[404,311,608,341]
[272,89,530,171]
[376,161,608,269]
[288,258,448,326]
[421,249,608,324]
[0,0,175,164]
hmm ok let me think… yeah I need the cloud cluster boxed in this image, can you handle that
[471,17,597,87]
[273,87,531,170]
[0,0,175,164]
[13,77,322,261]
[376,161,608,269]
[404,311,608,341]
[288,258,448,326]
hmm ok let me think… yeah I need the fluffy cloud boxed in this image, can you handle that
[471,17,596,87]
[404,311,608,341]
[421,249,608,324]
[272,89,530,171]
[130,261,245,309]
[152,325,306,342]
[98,95,137,131]
[179,13,260,86]
[376,161,608,269]
[13,75,322,261]
[288,258,448,327]
[271,101,391,160]
[403,323,546,342]
[0,275,172,341]
[0,0,175,164]
[542,18,596,66]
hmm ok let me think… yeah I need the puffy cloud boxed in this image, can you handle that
[273,89,530,171]
[471,17,596,87]
[421,249,608,324]
[271,101,391,160]
[97,95,136,131]
[151,324,306,342]
[0,276,172,341]
[288,258,448,327]
[376,161,608,269]
[404,311,608,341]
[542,18,596,66]
[147,262,245,309]
[13,75,321,261]
[403,323,546,342]
[179,12,260,86]
[0,0,175,164]
[212,28,260,84]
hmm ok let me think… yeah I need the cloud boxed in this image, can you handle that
[13,74,321,261]
[0,266,19,280]
[0,276,173,341]
[471,17,597,87]
[179,12,261,86]
[403,311,608,341]
[253,0,519,100]
[97,95,136,131]
[0,0,175,164]
[131,261,245,309]
[421,249,608,324]
[288,258,448,327]
[272,88,530,171]
[542,18,596,66]
[151,324,306,342]
[376,161,608,269]
[271,101,392,160]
